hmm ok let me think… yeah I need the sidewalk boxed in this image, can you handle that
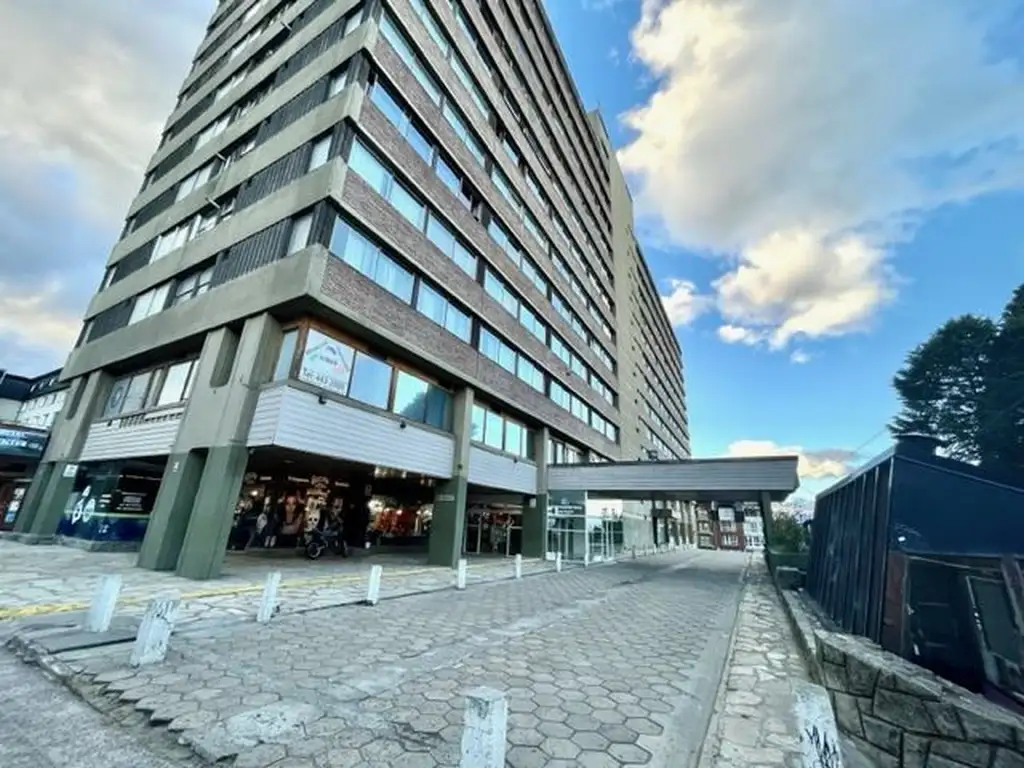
[7,549,738,768]
[0,540,559,630]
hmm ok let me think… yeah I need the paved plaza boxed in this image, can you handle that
[0,546,861,768]
[0,540,556,629]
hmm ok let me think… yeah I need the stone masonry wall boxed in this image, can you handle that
[813,629,1024,768]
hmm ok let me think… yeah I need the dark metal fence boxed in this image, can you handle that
[806,435,1024,700]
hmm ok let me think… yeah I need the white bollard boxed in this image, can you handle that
[459,687,508,768]
[85,574,122,633]
[257,571,281,623]
[555,552,562,573]
[456,558,468,590]
[513,554,522,580]
[583,551,590,568]
[130,597,179,667]
[365,564,383,606]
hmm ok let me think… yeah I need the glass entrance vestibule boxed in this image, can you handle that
[546,492,678,563]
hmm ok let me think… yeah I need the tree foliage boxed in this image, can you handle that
[890,284,1024,472]
[770,513,809,553]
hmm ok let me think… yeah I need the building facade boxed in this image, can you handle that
[0,369,67,530]
[12,0,688,577]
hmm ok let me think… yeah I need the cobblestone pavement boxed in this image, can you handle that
[26,548,746,767]
[0,540,558,628]
[698,560,807,768]
[0,650,201,767]
[699,561,878,768]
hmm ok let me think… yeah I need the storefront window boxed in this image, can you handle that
[348,352,392,409]
[274,329,298,380]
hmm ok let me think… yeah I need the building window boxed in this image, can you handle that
[470,403,534,459]
[102,359,198,418]
[286,211,313,254]
[128,282,171,325]
[274,329,299,381]
[292,325,453,431]
[171,266,214,305]
[330,219,414,303]
[308,134,332,171]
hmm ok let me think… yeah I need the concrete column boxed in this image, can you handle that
[521,427,548,559]
[17,371,111,539]
[759,491,775,549]
[11,461,54,534]
[136,451,206,571]
[152,314,282,580]
[428,387,473,568]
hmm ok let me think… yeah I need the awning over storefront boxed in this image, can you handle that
[548,455,800,502]
[0,424,48,462]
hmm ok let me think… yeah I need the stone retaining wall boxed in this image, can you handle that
[780,591,1024,768]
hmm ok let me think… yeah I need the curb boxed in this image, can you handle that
[691,552,753,768]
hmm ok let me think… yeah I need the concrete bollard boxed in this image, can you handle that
[513,554,522,580]
[631,546,637,560]
[85,574,122,633]
[583,551,590,568]
[257,571,281,623]
[459,687,508,768]
[555,552,562,572]
[456,558,468,590]
[365,564,383,606]
[130,597,179,667]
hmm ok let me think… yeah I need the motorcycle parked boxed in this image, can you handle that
[304,524,349,560]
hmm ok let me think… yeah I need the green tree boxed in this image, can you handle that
[979,286,1024,473]
[770,513,808,553]
[890,314,997,462]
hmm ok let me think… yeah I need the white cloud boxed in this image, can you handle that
[726,439,858,480]
[789,349,810,364]
[661,278,711,326]
[0,0,208,373]
[625,0,1024,348]
[717,324,761,345]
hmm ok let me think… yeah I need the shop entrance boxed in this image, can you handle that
[464,502,523,557]
[227,448,439,556]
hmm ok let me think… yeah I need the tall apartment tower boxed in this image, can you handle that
[12,0,689,578]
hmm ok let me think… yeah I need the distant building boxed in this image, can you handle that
[695,501,766,551]
[0,369,68,530]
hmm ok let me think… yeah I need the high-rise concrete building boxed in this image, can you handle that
[11,0,689,577]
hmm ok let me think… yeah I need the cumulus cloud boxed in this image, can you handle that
[789,350,810,365]
[661,278,711,327]
[727,439,858,480]
[626,0,1024,349]
[0,0,209,373]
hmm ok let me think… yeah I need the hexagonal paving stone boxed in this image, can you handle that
[508,728,545,747]
[233,743,287,768]
[572,731,611,751]
[409,714,447,733]
[625,717,664,736]
[561,700,593,716]
[537,721,573,739]
[566,714,602,732]
[507,745,548,768]
[535,707,568,723]
[390,752,439,768]
[332,727,375,749]
[508,712,540,730]
[540,737,581,760]
[600,723,641,744]
[592,709,627,725]
[610,742,654,764]
[578,750,622,768]
[322,747,362,767]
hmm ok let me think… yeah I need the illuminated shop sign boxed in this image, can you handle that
[0,427,46,459]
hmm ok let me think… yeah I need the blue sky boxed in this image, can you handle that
[2,0,1023,499]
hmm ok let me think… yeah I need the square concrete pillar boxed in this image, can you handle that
[136,451,206,571]
[520,427,549,559]
[152,314,282,580]
[428,388,473,568]
[11,461,54,534]
[24,462,76,540]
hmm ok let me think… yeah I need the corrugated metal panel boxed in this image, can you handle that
[235,144,309,210]
[87,300,134,343]
[250,385,455,478]
[468,447,538,495]
[548,457,799,498]
[79,409,184,462]
[277,15,348,81]
[210,218,290,287]
[132,185,179,230]
[111,241,155,285]
[247,386,284,445]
